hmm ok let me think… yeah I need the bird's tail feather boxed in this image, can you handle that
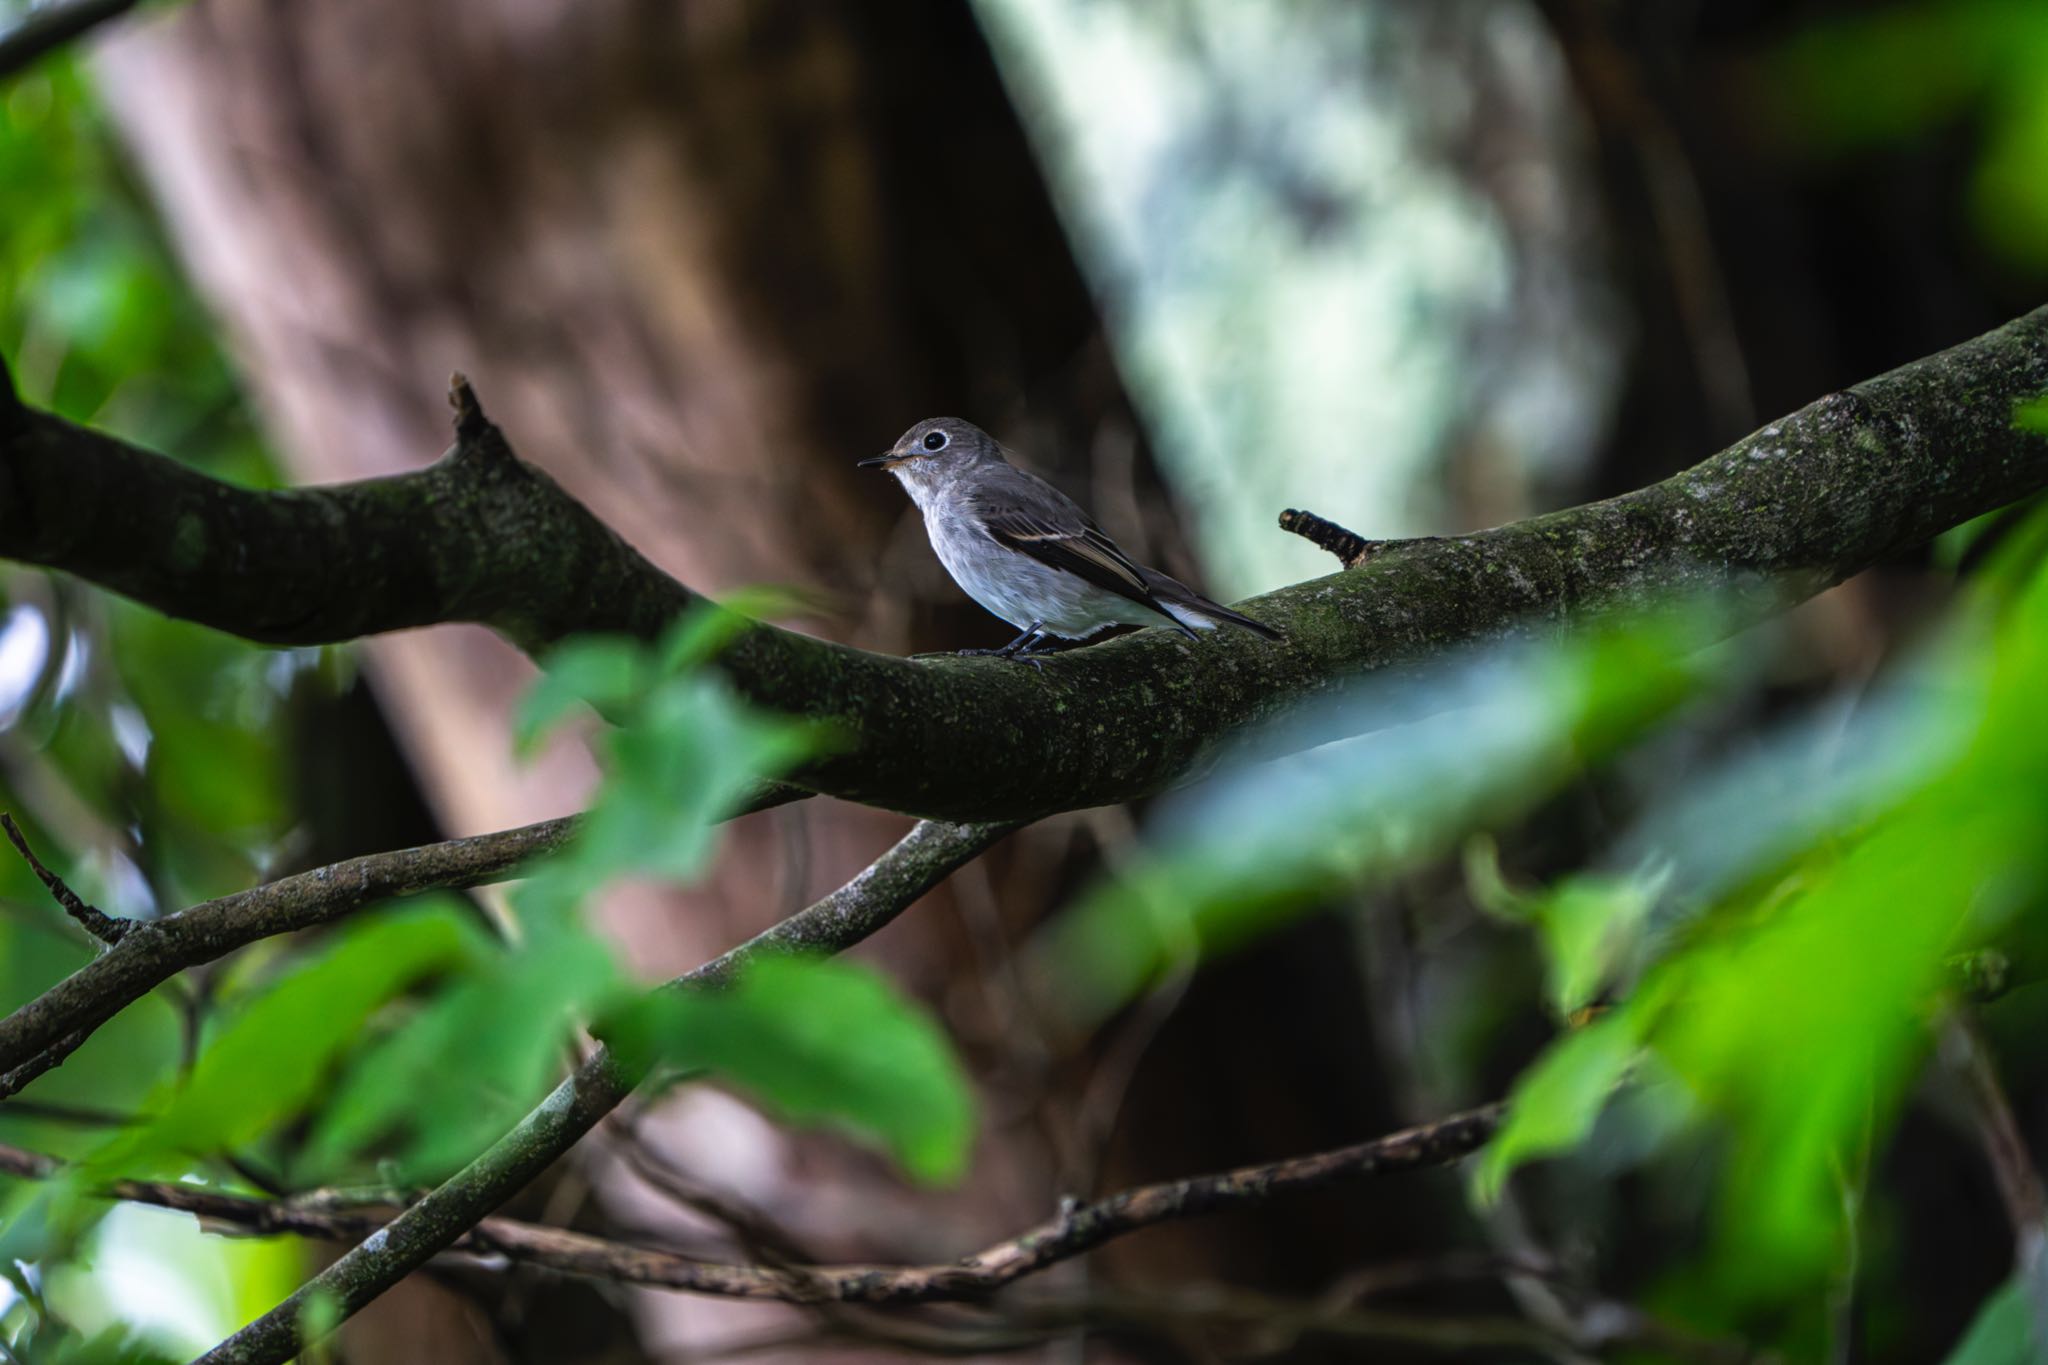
[1149,577,1284,641]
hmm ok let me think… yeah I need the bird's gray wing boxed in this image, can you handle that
[969,470,1178,621]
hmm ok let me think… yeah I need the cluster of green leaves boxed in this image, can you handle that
[1473,493,2048,1350]
[1769,0,2048,274]
[1033,606,1742,1032]
[17,608,974,1258]
[0,603,980,1357]
[292,607,970,1189]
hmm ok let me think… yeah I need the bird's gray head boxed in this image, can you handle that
[857,417,1007,506]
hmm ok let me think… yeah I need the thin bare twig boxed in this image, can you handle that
[1,813,127,945]
[0,776,797,1102]
[0,1096,136,1128]
[0,815,582,1099]
[0,1023,93,1099]
[0,1102,1501,1309]
[604,1117,815,1266]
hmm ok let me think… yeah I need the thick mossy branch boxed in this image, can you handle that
[0,377,696,651]
[7,313,2048,823]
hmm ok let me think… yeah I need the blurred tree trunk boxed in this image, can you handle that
[93,1,1142,1358]
[85,1,1535,1360]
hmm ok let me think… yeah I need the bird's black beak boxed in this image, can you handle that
[856,452,897,469]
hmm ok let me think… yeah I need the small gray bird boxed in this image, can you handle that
[860,417,1282,658]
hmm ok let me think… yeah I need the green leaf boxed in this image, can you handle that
[627,956,975,1185]
[1651,815,1990,1294]
[653,589,803,674]
[1472,1009,1639,1204]
[570,677,813,887]
[1461,835,1535,918]
[514,635,646,756]
[1942,1278,2033,1365]
[81,907,481,1179]
[306,928,622,1180]
[295,1289,344,1362]
[517,596,811,758]
[41,1327,183,1365]
[1468,848,1660,1014]
[308,615,817,1182]
[0,1178,89,1268]
[1767,5,2048,274]
[2017,396,2048,435]
[516,620,816,884]
[1970,83,2048,273]
[1531,872,1664,1016]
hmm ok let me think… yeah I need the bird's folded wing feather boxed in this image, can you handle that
[977,502,1171,616]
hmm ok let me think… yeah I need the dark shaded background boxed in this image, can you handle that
[1,0,2043,1360]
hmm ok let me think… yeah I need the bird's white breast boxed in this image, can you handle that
[920,502,1163,638]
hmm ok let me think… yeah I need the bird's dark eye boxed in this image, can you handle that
[922,430,949,452]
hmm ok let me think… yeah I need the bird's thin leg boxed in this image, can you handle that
[1010,629,1052,671]
[996,625,1045,658]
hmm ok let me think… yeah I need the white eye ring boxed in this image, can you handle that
[922,429,949,452]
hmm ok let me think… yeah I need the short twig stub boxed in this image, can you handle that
[1278,508,1375,567]
[447,370,491,445]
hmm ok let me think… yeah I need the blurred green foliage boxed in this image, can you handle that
[89,907,486,1182]
[0,36,310,1356]
[1033,607,1740,1033]
[626,954,977,1185]
[506,611,970,1186]
[0,40,300,917]
[1771,0,2048,273]
[65,608,973,1196]
[1037,413,2048,1353]
[3,601,977,1352]
[1944,1276,2032,1365]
